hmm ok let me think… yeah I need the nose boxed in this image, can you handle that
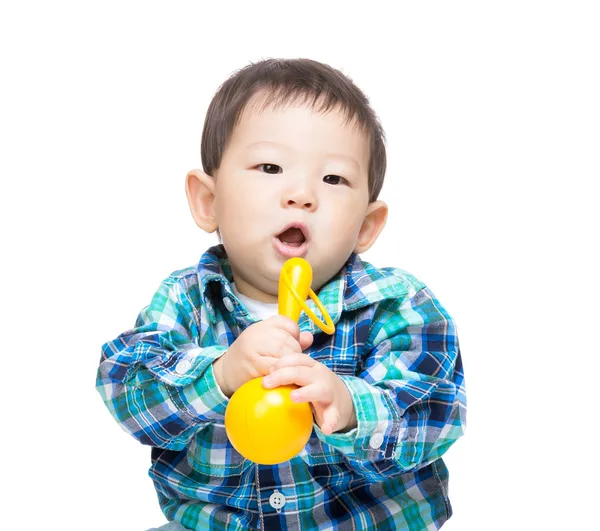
[282,180,317,212]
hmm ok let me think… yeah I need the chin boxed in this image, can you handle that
[255,253,284,283]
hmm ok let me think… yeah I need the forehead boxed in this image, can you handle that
[228,93,370,170]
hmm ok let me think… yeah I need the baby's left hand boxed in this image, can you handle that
[262,353,357,435]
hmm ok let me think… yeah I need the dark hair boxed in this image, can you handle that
[201,58,386,202]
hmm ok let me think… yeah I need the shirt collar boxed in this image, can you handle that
[196,245,408,332]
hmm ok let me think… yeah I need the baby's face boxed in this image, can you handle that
[213,97,374,302]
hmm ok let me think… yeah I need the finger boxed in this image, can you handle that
[267,315,301,340]
[262,366,314,389]
[266,329,302,355]
[319,407,341,436]
[255,357,277,376]
[269,353,315,372]
[289,382,331,404]
[260,347,301,361]
[258,330,300,358]
[299,331,314,351]
[284,334,303,353]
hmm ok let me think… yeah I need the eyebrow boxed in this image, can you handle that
[245,141,361,171]
[245,141,292,152]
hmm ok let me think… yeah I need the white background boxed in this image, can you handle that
[1,1,598,530]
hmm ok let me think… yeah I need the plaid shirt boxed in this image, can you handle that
[97,245,466,531]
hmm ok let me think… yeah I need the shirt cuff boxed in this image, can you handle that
[145,345,229,423]
[316,375,401,460]
[184,352,230,421]
[140,344,225,386]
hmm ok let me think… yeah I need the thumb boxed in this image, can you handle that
[320,407,340,436]
[299,331,314,351]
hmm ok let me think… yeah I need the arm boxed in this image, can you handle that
[317,286,466,481]
[96,276,229,450]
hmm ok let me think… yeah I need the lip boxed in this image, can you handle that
[273,238,308,258]
[273,222,310,259]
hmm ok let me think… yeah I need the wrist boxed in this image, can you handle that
[340,404,357,433]
[213,356,232,398]
[338,378,357,433]
[344,407,357,432]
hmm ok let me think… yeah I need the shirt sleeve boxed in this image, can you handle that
[316,286,466,482]
[96,276,229,450]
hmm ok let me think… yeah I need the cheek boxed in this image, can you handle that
[320,204,364,244]
[215,188,273,242]
[215,180,252,217]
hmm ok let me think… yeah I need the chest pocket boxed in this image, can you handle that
[187,423,250,478]
[308,313,370,377]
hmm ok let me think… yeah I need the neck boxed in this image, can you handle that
[231,271,278,304]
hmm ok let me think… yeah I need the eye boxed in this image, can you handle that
[257,163,283,174]
[323,174,347,186]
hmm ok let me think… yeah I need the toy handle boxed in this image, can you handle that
[278,258,335,335]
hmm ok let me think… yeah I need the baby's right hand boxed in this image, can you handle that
[213,315,313,398]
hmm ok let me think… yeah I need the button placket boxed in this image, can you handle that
[269,489,286,513]
[255,464,265,529]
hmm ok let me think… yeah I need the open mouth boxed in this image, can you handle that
[274,223,309,258]
[276,226,306,247]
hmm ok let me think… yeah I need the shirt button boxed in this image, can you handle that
[269,489,286,511]
[223,297,234,312]
[175,359,192,375]
[369,432,384,449]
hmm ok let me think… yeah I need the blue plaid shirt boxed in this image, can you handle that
[97,245,466,530]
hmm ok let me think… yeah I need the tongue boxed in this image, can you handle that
[278,227,305,246]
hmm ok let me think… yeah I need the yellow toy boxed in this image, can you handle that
[224,257,335,465]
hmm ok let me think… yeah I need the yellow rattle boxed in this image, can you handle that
[224,257,335,465]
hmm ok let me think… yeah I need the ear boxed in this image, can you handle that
[354,200,388,254]
[185,169,218,233]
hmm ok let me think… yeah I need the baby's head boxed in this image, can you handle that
[186,58,388,302]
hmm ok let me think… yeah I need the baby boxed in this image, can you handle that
[97,58,466,531]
